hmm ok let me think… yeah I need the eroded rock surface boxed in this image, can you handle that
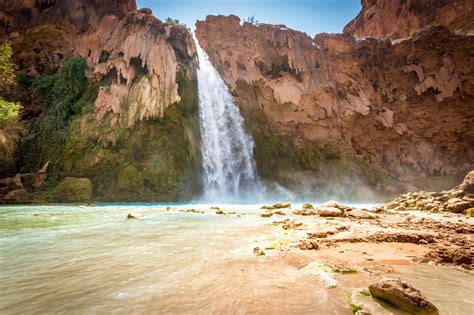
[1,0,202,202]
[196,15,474,197]
[343,0,474,39]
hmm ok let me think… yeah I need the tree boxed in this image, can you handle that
[0,42,21,126]
[165,17,180,26]
[246,15,259,25]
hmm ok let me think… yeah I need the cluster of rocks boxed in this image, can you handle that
[382,171,474,215]
[260,203,291,217]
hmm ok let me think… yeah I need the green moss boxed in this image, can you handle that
[58,65,201,202]
[117,165,144,191]
[54,177,93,203]
[264,240,288,250]
[350,304,362,314]
[236,93,393,200]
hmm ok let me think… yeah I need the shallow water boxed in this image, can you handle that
[0,204,349,314]
[0,204,472,314]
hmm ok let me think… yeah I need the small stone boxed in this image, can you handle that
[253,247,265,256]
[298,240,319,250]
[261,212,273,218]
[127,213,137,220]
[307,232,328,238]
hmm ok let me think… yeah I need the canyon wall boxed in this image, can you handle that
[0,0,202,201]
[196,15,474,198]
[343,0,474,39]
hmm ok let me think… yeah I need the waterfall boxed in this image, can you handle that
[194,37,263,202]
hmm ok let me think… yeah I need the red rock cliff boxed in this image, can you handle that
[343,0,474,39]
[1,0,197,126]
[196,15,473,191]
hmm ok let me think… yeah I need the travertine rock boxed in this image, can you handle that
[344,0,474,39]
[2,0,197,126]
[196,16,474,183]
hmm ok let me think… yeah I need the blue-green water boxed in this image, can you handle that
[0,204,348,314]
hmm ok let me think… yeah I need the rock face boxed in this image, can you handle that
[2,0,196,126]
[196,15,474,197]
[1,0,202,202]
[344,0,474,39]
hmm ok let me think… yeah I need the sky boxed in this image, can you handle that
[136,0,362,36]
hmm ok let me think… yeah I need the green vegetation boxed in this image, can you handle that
[165,17,180,26]
[350,304,363,314]
[245,15,260,25]
[0,98,22,125]
[54,177,93,202]
[0,43,16,90]
[264,241,288,250]
[117,165,144,191]
[0,42,24,171]
[98,50,109,64]
[0,42,22,126]
[19,57,89,174]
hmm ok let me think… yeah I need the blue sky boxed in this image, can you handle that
[136,0,361,36]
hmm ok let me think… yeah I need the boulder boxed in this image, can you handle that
[54,177,93,203]
[446,198,472,213]
[260,212,273,218]
[369,278,439,314]
[317,207,344,217]
[466,208,474,217]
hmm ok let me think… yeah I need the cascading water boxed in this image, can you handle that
[194,37,263,202]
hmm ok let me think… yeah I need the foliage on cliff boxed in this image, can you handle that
[19,57,89,175]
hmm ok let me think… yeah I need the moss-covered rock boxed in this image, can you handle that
[54,177,92,202]
[12,56,201,203]
[236,97,397,201]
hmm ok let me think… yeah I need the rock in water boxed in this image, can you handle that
[127,213,137,220]
[369,278,439,314]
